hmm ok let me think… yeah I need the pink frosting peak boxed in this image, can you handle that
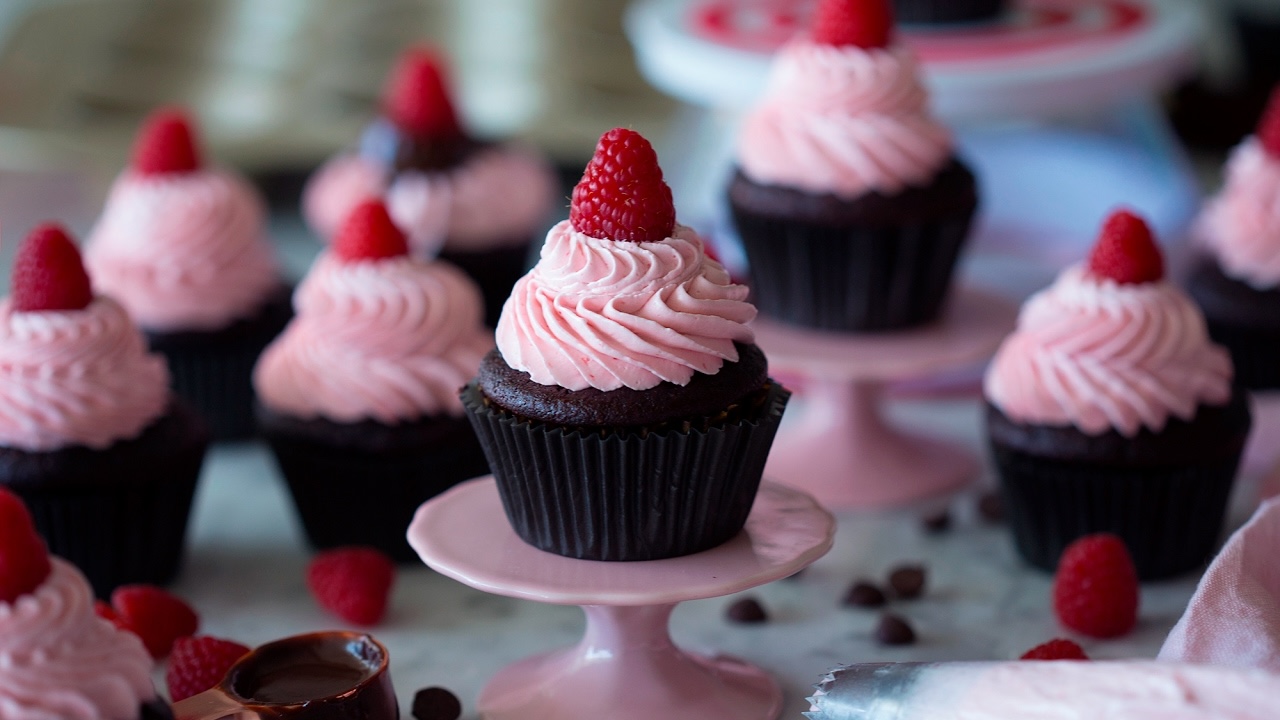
[736,40,952,199]
[302,146,555,255]
[0,558,157,720]
[0,297,169,452]
[1195,138,1280,288]
[254,252,493,423]
[984,266,1233,437]
[495,221,756,391]
[84,169,281,332]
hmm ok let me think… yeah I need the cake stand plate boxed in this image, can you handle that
[754,287,1017,510]
[407,478,835,720]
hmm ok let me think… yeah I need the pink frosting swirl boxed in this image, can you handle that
[495,221,756,391]
[84,169,281,332]
[303,146,555,255]
[736,41,953,198]
[254,253,493,422]
[0,298,170,452]
[1195,138,1280,288]
[0,559,156,720]
[984,266,1233,437]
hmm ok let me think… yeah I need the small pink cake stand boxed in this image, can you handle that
[753,287,1017,511]
[407,478,835,720]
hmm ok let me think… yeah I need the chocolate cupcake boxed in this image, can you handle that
[465,128,789,562]
[984,211,1251,580]
[303,47,557,327]
[85,108,291,440]
[728,0,978,332]
[1185,87,1280,389]
[892,0,1006,25]
[0,225,209,597]
[255,200,493,562]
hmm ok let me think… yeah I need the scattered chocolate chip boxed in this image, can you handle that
[921,509,952,533]
[875,613,917,646]
[842,581,887,608]
[413,686,462,720]
[978,491,1005,524]
[888,564,927,600]
[726,596,768,624]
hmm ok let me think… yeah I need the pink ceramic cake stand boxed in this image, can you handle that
[753,287,1017,511]
[407,478,835,720]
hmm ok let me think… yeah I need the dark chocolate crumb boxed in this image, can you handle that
[842,581,887,608]
[978,491,1005,523]
[413,686,463,720]
[888,564,927,600]
[921,509,952,533]
[875,613,917,646]
[726,596,768,624]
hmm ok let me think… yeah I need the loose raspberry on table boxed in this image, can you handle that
[1052,533,1140,639]
[1020,638,1090,660]
[307,546,396,626]
[167,635,252,701]
[110,585,200,659]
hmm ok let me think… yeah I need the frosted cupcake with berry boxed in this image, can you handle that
[464,128,790,561]
[984,211,1251,579]
[303,47,557,327]
[0,489,172,719]
[1185,86,1280,389]
[255,199,493,562]
[85,108,292,439]
[0,225,209,596]
[728,0,978,331]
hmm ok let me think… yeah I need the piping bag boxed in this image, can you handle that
[804,661,1280,719]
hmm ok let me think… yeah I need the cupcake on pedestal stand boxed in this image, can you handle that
[409,129,834,720]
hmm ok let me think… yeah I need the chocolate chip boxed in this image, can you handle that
[978,491,1005,523]
[921,509,952,533]
[888,564,927,599]
[842,581,887,608]
[875,613,917,646]
[726,596,768,624]
[413,687,462,720]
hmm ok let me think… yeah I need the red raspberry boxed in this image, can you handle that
[333,200,409,263]
[111,585,200,658]
[385,47,462,140]
[1257,86,1280,158]
[307,546,396,626]
[569,128,675,243]
[11,224,94,313]
[93,600,120,623]
[132,108,201,175]
[166,635,251,701]
[1085,210,1164,285]
[1020,638,1090,660]
[813,0,894,49]
[1052,533,1140,639]
[0,489,52,604]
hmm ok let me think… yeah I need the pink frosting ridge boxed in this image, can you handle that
[0,558,156,720]
[0,297,169,452]
[984,266,1233,437]
[736,41,952,199]
[1195,138,1280,288]
[85,169,281,332]
[254,252,493,423]
[496,221,756,392]
[302,146,555,255]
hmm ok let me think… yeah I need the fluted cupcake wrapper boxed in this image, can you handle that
[1204,320,1280,390]
[991,444,1243,580]
[731,207,975,332]
[261,416,492,563]
[462,383,790,561]
[892,0,1006,25]
[0,403,208,598]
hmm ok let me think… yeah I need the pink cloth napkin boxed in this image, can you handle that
[1159,497,1280,671]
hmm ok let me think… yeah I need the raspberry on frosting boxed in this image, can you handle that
[813,0,894,49]
[333,199,411,263]
[132,108,202,176]
[569,128,676,243]
[385,47,463,141]
[1085,210,1164,285]
[11,223,93,313]
[0,489,52,604]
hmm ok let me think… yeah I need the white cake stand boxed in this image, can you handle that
[753,287,1017,510]
[407,478,835,720]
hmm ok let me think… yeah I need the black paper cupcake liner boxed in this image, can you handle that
[259,410,492,562]
[462,383,790,561]
[1204,320,1280,390]
[893,0,1006,25]
[0,402,209,598]
[991,445,1242,580]
[440,243,533,328]
[731,207,974,331]
[147,284,293,440]
[1185,258,1280,390]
